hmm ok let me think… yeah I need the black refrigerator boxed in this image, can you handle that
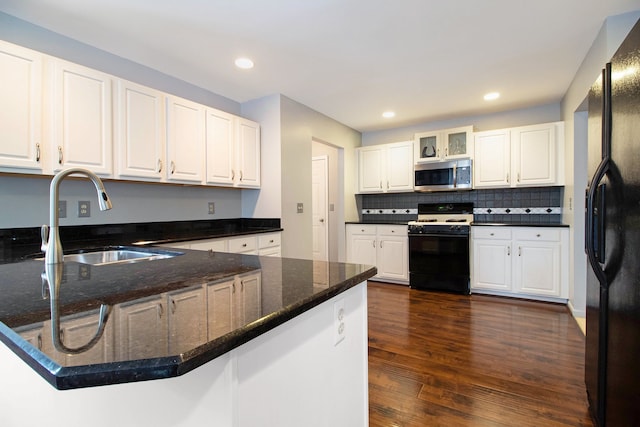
[585,17,640,427]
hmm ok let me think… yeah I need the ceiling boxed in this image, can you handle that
[1,0,639,132]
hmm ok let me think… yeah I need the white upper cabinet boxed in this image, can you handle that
[206,108,235,185]
[474,129,511,188]
[511,123,557,186]
[235,117,261,188]
[414,126,473,163]
[0,41,43,173]
[50,59,113,176]
[206,113,261,188]
[474,122,563,188]
[115,80,165,181]
[357,140,413,193]
[166,96,205,184]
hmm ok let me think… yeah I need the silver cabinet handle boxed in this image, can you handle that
[157,303,164,319]
[372,241,375,248]
[380,241,384,248]
[379,181,382,189]
[171,299,177,314]
[170,161,176,174]
[232,170,235,180]
[518,246,522,256]
[157,159,163,173]
[517,172,521,182]
[387,181,389,189]
[506,172,510,183]
[507,246,511,256]
[37,333,42,350]
[58,146,63,165]
[240,170,243,181]
[36,143,41,162]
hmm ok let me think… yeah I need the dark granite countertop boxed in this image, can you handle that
[471,222,569,227]
[0,218,282,264]
[0,249,376,390]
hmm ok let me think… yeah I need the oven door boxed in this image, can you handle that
[409,233,470,294]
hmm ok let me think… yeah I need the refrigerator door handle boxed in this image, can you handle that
[586,158,609,288]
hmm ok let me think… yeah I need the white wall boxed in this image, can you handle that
[0,12,245,228]
[560,10,640,318]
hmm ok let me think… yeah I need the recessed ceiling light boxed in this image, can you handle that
[235,57,254,69]
[484,92,500,101]
[382,111,396,118]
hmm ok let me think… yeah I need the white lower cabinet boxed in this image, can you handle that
[346,224,408,284]
[115,296,168,360]
[471,226,569,300]
[161,232,281,257]
[167,287,207,354]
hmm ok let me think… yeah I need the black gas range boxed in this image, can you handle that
[408,203,473,294]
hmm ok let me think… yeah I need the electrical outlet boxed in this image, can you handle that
[208,202,215,215]
[334,299,346,346]
[58,200,67,218]
[297,203,304,213]
[78,201,91,218]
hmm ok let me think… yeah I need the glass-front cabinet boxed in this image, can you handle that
[414,125,473,163]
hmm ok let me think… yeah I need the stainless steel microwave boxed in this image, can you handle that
[414,159,472,192]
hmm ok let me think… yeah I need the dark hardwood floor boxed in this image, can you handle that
[368,282,594,427]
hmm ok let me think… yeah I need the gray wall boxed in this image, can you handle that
[362,103,562,146]
[279,96,361,260]
[560,10,640,318]
[0,12,246,228]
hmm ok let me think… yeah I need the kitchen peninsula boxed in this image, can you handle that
[0,244,374,426]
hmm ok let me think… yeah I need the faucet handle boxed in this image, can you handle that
[41,224,49,252]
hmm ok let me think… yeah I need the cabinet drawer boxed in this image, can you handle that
[472,227,512,240]
[514,228,561,242]
[258,233,281,249]
[377,225,407,236]
[348,224,377,235]
[190,238,227,252]
[228,236,257,253]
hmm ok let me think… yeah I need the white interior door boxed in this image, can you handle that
[312,156,329,262]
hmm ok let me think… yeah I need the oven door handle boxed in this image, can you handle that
[409,233,469,238]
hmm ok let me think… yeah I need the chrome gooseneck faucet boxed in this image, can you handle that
[41,168,113,264]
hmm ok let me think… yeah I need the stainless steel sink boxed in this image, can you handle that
[39,247,183,266]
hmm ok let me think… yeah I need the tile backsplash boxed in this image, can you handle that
[358,186,563,224]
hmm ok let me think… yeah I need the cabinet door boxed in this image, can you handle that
[207,279,235,340]
[347,234,377,266]
[357,147,384,193]
[513,240,561,297]
[115,80,165,180]
[51,60,113,176]
[167,286,207,354]
[236,118,260,188]
[414,131,441,163]
[57,311,114,365]
[474,130,511,188]
[443,126,473,159]
[386,141,414,192]
[511,123,556,186]
[0,41,43,172]
[238,273,262,325]
[206,108,235,185]
[377,235,408,281]
[116,297,167,360]
[166,96,205,183]
[472,238,512,291]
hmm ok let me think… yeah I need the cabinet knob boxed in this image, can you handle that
[536,233,541,237]
[490,232,495,236]
[242,243,247,247]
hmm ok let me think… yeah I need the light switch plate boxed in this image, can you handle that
[208,202,215,215]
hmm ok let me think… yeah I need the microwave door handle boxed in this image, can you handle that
[453,163,457,188]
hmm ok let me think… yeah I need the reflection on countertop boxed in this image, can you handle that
[0,248,375,389]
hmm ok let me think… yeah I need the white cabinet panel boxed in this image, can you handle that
[51,60,113,176]
[116,297,167,360]
[166,96,205,183]
[346,224,408,284]
[207,279,235,340]
[472,238,512,292]
[206,108,235,185]
[474,130,511,188]
[512,124,556,186]
[236,118,261,188]
[0,41,42,173]
[115,80,165,180]
[167,287,207,354]
[415,126,473,163]
[358,141,413,193]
